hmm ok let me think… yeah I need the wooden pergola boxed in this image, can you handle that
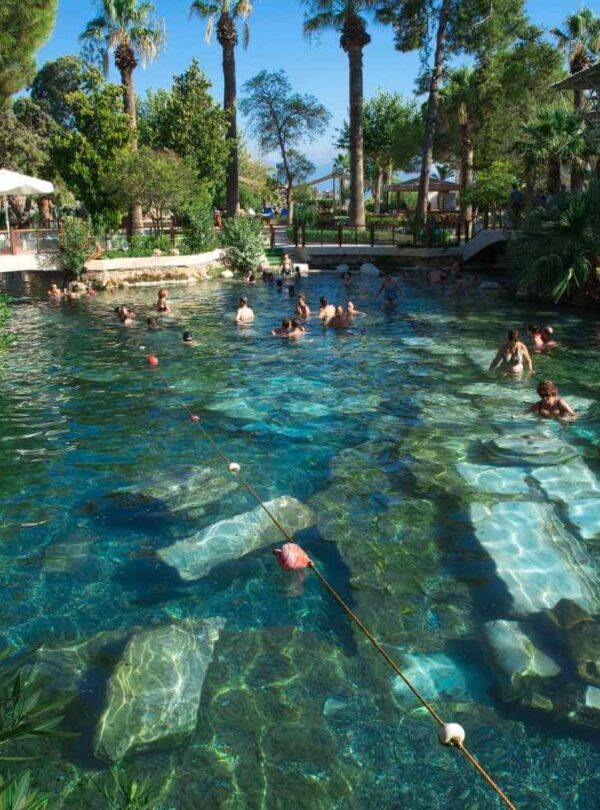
[383,177,460,212]
[552,62,600,152]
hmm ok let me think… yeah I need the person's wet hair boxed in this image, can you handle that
[147,317,157,326]
[320,297,328,307]
[291,318,301,329]
[240,297,247,305]
[182,331,193,342]
[537,380,558,398]
[282,318,292,329]
[528,324,541,334]
[288,285,295,296]
[508,329,520,342]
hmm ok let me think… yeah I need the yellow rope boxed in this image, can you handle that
[182,405,516,809]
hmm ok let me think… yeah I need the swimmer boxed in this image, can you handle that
[327,305,352,329]
[526,380,576,419]
[146,317,160,330]
[341,270,352,287]
[47,282,63,300]
[375,272,403,307]
[426,268,446,285]
[294,265,302,279]
[157,288,170,313]
[115,305,134,326]
[288,284,296,297]
[235,296,254,325]
[245,270,256,284]
[272,318,292,337]
[541,325,558,349]
[527,324,545,353]
[489,329,533,375]
[182,331,196,346]
[276,278,283,290]
[347,300,365,317]
[283,318,306,339]
[280,253,293,277]
[296,293,310,319]
[318,297,336,323]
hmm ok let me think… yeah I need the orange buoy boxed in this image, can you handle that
[274,543,311,571]
[147,354,159,367]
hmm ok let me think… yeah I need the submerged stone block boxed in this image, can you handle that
[470,501,596,614]
[456,462,529,495]
[95,619,224,761]
[481,620,560,701]
[392,652,489,703]
[484,434,579,467]
[531,461,600,503]
[158,496,314,581]
[567,499,600,542]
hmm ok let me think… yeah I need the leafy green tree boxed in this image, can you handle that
[516,108,586,195]
[276,150,315,218]
[0,0,58,103]
[303,1,378,228]
[222,216,265,274]
[332,152,350,202]
[51,79,133,225]
[30,56,100,128]
[190,1,253,217]
[80,0,166,232]
[462,160,516,222]
[240,69,330,222]
[512,179,600,301]
[105,147,198,235]
[137,61,229,195]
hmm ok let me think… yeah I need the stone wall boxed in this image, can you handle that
[84,249,225,288]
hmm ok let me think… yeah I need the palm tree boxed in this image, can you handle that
[303,1,378,228]
[191,2,252,218]
[333,151,349,203]
[81,0,165,232]
[517,108,586,196]
[552,9,600,111]
[439,67,477,235]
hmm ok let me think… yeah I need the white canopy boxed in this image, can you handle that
[0,169,54,196]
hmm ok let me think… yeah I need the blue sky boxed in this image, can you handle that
[37,0,579,176]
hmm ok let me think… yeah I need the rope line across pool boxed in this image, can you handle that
[152,357,516,809]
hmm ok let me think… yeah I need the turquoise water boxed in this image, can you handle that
[1,274,600,807]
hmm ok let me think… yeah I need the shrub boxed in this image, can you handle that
[0,294,13,351]
[59,217,96,277]
[222,216,265,274]
[181,204,216,254]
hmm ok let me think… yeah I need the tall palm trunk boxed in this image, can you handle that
[342,17,369,229]
[459,112,474,238]
[218,13,240,217]
[547,158,561,195]
[116,43,143,234]
[374,166,383,214]
[416,0,450,224]
[570,58,585,191]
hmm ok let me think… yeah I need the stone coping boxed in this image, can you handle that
[84,248,224,272]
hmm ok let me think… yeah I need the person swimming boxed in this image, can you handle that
[147,317,160,330]
[426,268,446,285]
[375,272,403,307]
[489,329,533,374]
[157,288,170,313]
[327,305,353,329]
[245,270,256,284]
[341,270,352,287]
[280,253,293,277]
[235,296,255,324]
[347,300,365,317]
[47,282,63,300]
[527,380,576,419]
[541,325,558,349]
[272,318,292,337]
[182,331,196,345]
[283,318,306,339]
[528,324,545,353]
[115,305,135,326]
[296,293,310,319]
[318,297,336,323]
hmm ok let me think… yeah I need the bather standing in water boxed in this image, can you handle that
[489,329,533,375]
[47,282,63,300]
[296,293,310,319]
[272,318,292,337]
[375,272,403,308]
[318,297,336,324]
[157,288,170,313]
[327,305,353,329]
[235,297,255,325]
[283,318,306,339]
[527,380,576,419]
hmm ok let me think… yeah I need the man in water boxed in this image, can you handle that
[235,296,255,325]
[272,318,292,337]
[526,380,576,419]
[182,331,197,346]
[318,297,336,324]
[47,282,63,300]
[280,253,293,277]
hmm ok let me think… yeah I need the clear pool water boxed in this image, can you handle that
[1,273,600,808]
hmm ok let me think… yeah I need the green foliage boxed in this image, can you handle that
[551,8,600,74]
[181,204,216,254]
[462,161,516,209]
[30,56,101,129]
[0,770,47,810]
[511,180,600,301]
[51,78,132,223]
[58,218,96,277]
[0,0,58,102]
[92,764,166,810]
[516,108,586,194]
[137,61,229,193]
[222,216,265,274]
[0,101,56,179]
[105,234,171,258]
[104,147,198,234]
[0,295,13,353]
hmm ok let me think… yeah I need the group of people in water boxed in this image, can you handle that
[47,281,96,301]
[489,325,576,419]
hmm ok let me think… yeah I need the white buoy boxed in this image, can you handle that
[228,462,241,474]
[221,270,234,279]
[337,263,350,274]
[360,262,380,276]
[438,722,466,746]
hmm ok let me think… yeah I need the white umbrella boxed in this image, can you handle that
[0,169,55,251]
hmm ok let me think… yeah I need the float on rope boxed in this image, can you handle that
[274,542,311,571]
[147,354,159,368]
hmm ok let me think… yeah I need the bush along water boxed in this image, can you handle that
[510,180,600,303]
[58,217,96,278]
[181,204,216,254]
[0,294,13,352]
[222,216,265,275]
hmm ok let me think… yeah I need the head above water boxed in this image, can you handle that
[537,380,558,398]
[282,318,292,329]
[320,297,328,307]
[291,318,301,329]
[239,297,248,306]
[158,288,168,298]
[182,331,193,342]
[528,324,542,335]
[508,329,520,343]
[147,317,157,327]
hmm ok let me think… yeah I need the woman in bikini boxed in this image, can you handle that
[490,329,533,375]
[527,380,576,419]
